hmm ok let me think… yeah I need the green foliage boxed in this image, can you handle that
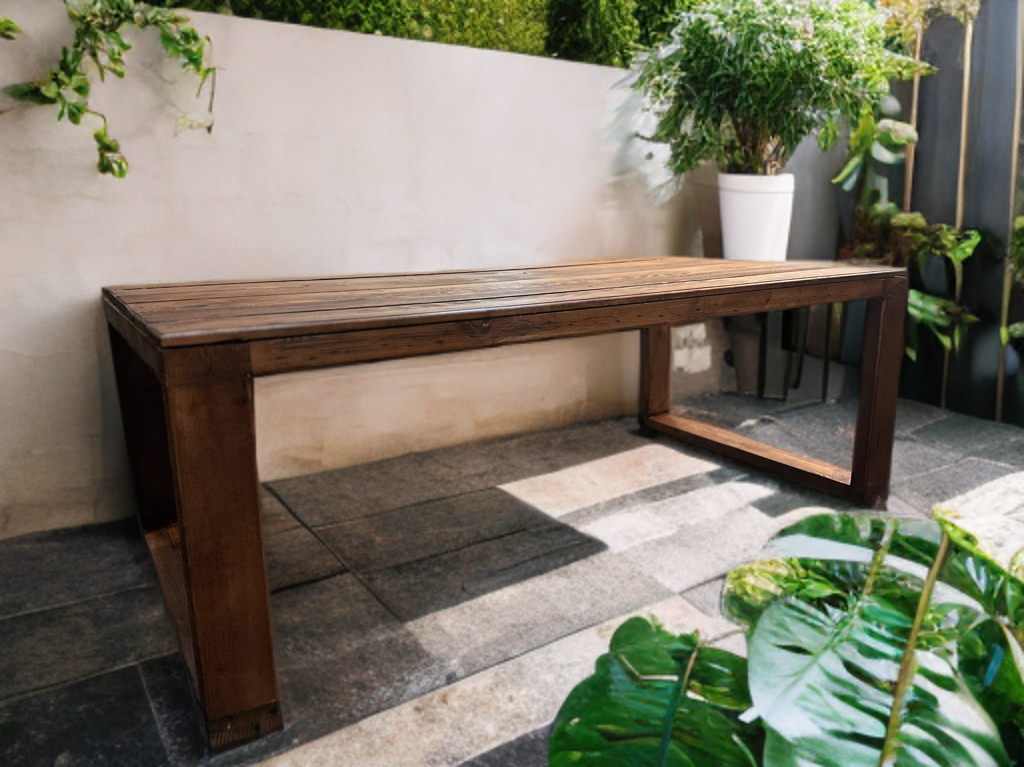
[634,0,686,48]
[202,0,547,56]
[553,513,1024,766]
[0,17,20,40]
[832,114,922,204]
[632,0,925,176]
[907,288,977,361]
[5,1,215,177]
[546,0,639,67]
[550,617,762,766]
[1010,216,1024,288]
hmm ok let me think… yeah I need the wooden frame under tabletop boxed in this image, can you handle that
[102,256,907,749]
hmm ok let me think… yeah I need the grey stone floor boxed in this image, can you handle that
[3,395,1024,767]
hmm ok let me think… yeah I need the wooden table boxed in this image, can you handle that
[103,256,907,749]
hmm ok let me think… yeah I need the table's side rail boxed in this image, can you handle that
[249,276,892,376]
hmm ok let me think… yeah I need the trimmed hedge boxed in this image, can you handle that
[163,0,690,65]
[173,0,547,56]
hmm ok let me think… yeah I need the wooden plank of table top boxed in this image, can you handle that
[127,278,886,349]
[112,258,893,308]
[125,262,790,319]
[106,261,902,347]
[125,261,887,324]
[111,258,675,303]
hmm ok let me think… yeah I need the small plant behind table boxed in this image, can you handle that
[550,512,1024,766]
[631,0,924,177]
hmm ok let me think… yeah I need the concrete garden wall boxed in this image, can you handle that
[0,1,701,538]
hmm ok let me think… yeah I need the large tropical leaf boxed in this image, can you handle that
[724,514,1024,766]
[549,617,762,766]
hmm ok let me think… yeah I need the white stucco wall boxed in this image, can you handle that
[0,2,698,538]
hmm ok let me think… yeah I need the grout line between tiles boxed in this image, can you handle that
[0,582,162,624]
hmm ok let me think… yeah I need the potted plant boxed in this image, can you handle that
[633,0,923,261]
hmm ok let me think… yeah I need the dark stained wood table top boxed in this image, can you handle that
[103,256,904,349]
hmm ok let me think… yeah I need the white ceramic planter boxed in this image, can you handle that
[718,172,795,261]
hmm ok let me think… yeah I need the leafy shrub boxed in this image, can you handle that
[545,0,639,66]
[174,0,547,56]
[633,0,924,175]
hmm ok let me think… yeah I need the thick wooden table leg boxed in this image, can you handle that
[850,276,908,508]
[640,324,673,422]
[109,331,282,750]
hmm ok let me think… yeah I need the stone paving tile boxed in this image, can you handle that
[425,418,650,486]
[907,412,1024,456]
[680,577,727,619]
[268,452,466,528]
[896,458,1018,512]
[140,653,208,766]
[751,484,859,518]
[893,399,949,436]
[500,445,719,518]
[265,527,346,593]
[618,501,795,593]
[939,472,1024,569]
[269,420,650,529]
[407,554,670,679]
[0,666,166,767]
[0,518,154,620]
[889,436,962,484]
[214,574,449,767]
[557,469,740,529]
[458,727,550,767]
[580,480,775,554]
[261,488,302,536]
[317,489,550,572]
[971,436,1024,469]
[0,585,175,700]
[259,596,727,767]
[361,524,606,621]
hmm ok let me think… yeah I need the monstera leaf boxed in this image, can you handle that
[724,514,1024,766]
[549,617,762,766]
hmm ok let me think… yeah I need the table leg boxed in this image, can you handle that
[109,332,282,750]
[640,324,673,422]
[851,276,908,508]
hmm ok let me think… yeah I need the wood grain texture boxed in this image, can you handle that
[207,702,283,752]
[104,257,904,348]
[640,325,672,421]
[146,525,198,685]
[247,279,889,375]
[161,344,280,724]
[108,328,177,531]
[644,412,855,498]
[850,276,908,507]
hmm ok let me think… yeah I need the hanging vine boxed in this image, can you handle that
[1,1,215,177]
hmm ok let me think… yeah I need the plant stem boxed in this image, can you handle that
[997,257,1013,421]
[955,19,974,230]
[878,532,952,766]
[655,642,700,767]
[902,25,924,213]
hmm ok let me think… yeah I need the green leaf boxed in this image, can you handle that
[5,82,57,105]
[0,17,20,40]
[550,618,761,766]
[728,514,1024,765]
